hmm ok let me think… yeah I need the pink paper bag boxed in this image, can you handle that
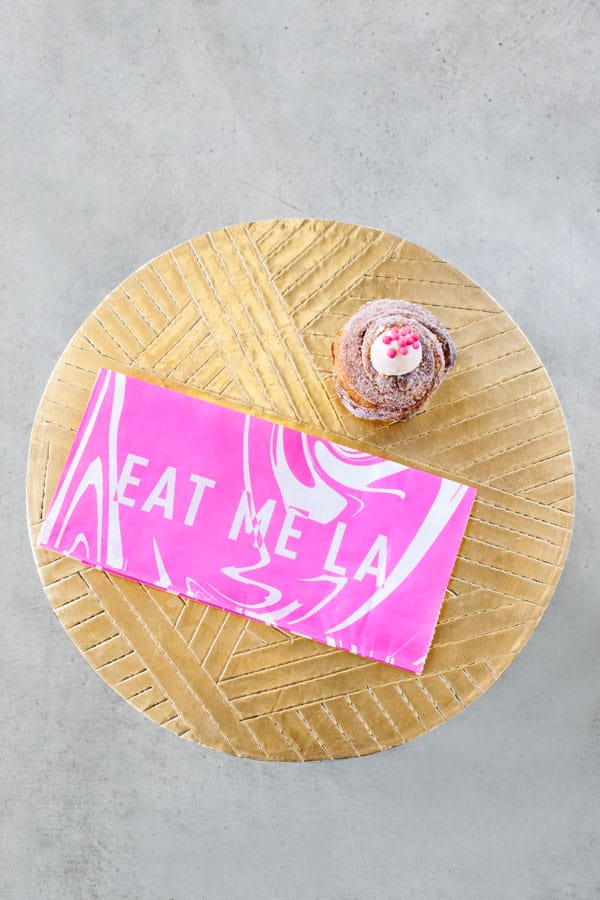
[39,369,476,674]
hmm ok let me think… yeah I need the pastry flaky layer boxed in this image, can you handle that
[331,299,456,422]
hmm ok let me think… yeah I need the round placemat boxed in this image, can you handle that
[27,219,574,760]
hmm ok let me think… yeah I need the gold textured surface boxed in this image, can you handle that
[27,219,574,760]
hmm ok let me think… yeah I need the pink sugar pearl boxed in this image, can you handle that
[382,334,392,345]
[390,327,400,339]
[400,325,411,336]
[387,347,397,358]
[400,346,408,355]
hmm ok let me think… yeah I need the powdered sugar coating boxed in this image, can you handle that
[331,299,456,422]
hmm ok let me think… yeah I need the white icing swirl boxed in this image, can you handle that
[370,327,422,376]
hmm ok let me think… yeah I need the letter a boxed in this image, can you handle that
[141,466,177,520]
[354,535,388,588]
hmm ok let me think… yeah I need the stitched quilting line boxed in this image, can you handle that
[203,231,280,407]
[244,224,347,432]
[224,228,311,421]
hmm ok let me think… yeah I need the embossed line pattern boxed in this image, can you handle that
[27,219,574,760]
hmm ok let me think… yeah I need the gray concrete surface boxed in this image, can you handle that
[1,1,599,898]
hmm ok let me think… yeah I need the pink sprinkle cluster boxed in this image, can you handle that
[381,325,421,358]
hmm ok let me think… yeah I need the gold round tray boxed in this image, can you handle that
[27,219,574,760]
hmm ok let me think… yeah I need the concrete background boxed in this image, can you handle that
[1,1,598,897]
